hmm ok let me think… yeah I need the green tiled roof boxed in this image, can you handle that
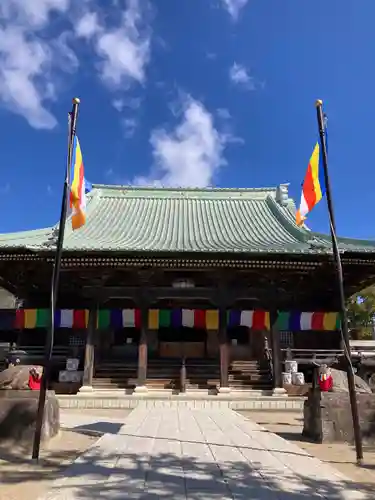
[1,184,375,255]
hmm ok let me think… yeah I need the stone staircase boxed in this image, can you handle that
[229,360,273,391]
[93,360,138,390]
[93,358,273,392]
[145,358,221,391]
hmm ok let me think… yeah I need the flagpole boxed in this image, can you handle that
[32,97,81,460]
[315,99,363,464]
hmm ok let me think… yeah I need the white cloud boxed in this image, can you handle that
[122,117,138,138]
[217,108,231,120]
[0,0,152,128]
[229,62,255,90]
[75,11,100,39]
[78,0,151,89]
[134,96,228,188]
[112,96,142,112]
[0,0,73,128]
[222,0,248,20]
[1,0,69,28]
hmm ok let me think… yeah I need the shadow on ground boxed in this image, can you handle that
[67,421,123,436]
[0,433,373,499]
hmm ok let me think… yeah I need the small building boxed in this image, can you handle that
[0,184,375,393]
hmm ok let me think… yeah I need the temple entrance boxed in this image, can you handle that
[227,326,251,360]
[98,327,140,362]
[158,327,207,358]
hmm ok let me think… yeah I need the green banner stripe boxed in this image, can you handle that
[98,309,111,328]
[36,309,49,328]
[276,312,290,330]
[335,314,341,330]
[159,310,171,328]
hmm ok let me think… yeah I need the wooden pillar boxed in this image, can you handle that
[270,312,286,396]
[79,308,97,392]
[219,307,230,393]
[134,306,148,393]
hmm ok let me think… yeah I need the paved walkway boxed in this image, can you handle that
[41,408,368,499]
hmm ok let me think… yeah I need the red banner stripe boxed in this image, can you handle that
[194,310,206,329]
[134,309,141,328]
[73,310,86,329]
[311,312,324,331]
[15,309,25,329]
[252,310,266,331]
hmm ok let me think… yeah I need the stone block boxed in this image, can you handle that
[0,390,60,443]
[0,365,43,390]
[303,389,375,444]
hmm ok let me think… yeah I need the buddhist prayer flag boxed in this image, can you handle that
[229,310,270,330]
[1,308,341,332]
[296,124,327,226]
[122,309,141,328]
[148,309,159,330]
[276,311,340,331]
[21,309,50,329]
[69,121,91,230]
[147,309,219,330]
[205,310,219,330]
[182,309,194,328]
[0,310,16,329]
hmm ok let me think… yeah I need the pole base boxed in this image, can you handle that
[272,387,287,397]
[79,385,94,393]
[218,386,231,394]
[134,385,148,393]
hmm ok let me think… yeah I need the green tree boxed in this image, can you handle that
[347,285,375,339]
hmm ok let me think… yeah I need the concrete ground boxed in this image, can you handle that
[0,409,132,500]
[34,407,374,499]
[1,408,374,499]
[0,429,96,500]
[240,411,375,486]
[0,410,131,500]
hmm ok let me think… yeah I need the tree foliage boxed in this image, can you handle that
[347,285,375,339]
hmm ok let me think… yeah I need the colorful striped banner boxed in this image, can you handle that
[13,309,89,329]
[54,310,88,329]
[122,309,141,328]
[147,309,219,329]
[227,310,270,331]
[276,311,341,331]
[206,310,219,330]
[0,308,340,332]
[0,310,19,329]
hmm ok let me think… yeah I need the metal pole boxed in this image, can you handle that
[32,98,81,460]
[315,99,363,464]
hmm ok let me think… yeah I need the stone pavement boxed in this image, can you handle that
[40,408,369,499]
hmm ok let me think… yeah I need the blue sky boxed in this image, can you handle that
[0,0,374,240]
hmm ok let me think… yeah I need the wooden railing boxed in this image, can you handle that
[279,342,375,366]
[280,348,344,366]
[349,340,375,358]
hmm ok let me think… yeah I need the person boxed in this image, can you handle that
[28,367,42,390]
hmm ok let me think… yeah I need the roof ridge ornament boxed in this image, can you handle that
[276,183,290,206]
[41,226,59,248]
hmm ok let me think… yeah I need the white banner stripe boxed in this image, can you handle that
[182,309,195,328]
[240,310,253,327]
[299,193,309,218]
[122,309,135,327]
[300,312,313,330]
[60,309,73,328]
